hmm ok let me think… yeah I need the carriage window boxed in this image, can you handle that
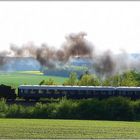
[121,91,126,95]
[61,90,68,94]
[30,89,38,94]
[79,90,87,94]
[29,89,33,94]
[43,90,47,94]
[20,89,23,93]
[107,90,113,95]
[63,90,68,94]
[48,89,55,94]
[72,90,79,94]
[135,91,139,95]
[118,91,124,95]
[56,90,61,94]
[38,90,45,94]
[129,91,135,95]
[87,90,93,94]
[23,89,28,94]
[94,91,99,95]
[101,91,107,94]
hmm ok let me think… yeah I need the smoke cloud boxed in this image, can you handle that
[9,32,93,69]
[94,50,116,76]
[0,31,140,77]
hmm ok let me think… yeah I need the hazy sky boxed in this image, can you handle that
[0,1,140,54]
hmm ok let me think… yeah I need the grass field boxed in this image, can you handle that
[0,119,140,139]
[0,71,67,88]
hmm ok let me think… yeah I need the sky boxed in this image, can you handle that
[0,1,140,54]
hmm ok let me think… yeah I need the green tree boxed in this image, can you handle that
[39,80,45,85]
[78,74,100,86]
[120,71,138,86]
[63,72,78,86]
[128,70,140,86]
[103,70,139,87]
[103,74,120,86]
[39,78,56,85]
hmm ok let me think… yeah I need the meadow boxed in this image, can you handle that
[0,71,140,139]
[0,71,67,88]
[0,119,140,139]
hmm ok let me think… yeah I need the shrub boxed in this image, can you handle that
[54,99,78,119]
[32,102,48,118]
[0,97,140,121]
[132,100,140,120]
[105,97,134,121]
[7,104,26,118]
[0,99,8,117]
[76,99,106,120]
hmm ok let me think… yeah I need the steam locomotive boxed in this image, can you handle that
[1,84,140,101]
[0,84,16,100]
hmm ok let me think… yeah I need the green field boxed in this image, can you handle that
[0,71,67,88]
[0,119,140,139]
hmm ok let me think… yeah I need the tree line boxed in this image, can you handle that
[39,70,140,86]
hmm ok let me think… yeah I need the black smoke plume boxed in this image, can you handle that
[0,32,140,77]
[9,32,93,69]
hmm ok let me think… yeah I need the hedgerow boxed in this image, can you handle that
[1,97,140,121]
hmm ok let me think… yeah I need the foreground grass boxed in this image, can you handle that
[0,72,67,88]
[0,119,140,139]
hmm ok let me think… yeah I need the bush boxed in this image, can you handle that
[76,99,106,120]
[132,100,140,120]
[0,97,140,121]
[33,103,48,118]
[105,97,134,121]
[54,99,78,119]
[7,104,26,118]
[0,99,8,118]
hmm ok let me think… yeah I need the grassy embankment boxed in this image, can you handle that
[0,119,140,139]
[0,71,67,88]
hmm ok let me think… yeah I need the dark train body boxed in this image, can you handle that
[1,84,140,101]
[18,85,140,101]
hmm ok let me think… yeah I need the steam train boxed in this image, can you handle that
[1,84,140,101]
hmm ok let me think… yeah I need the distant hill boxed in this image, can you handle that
[0,57,41,72]
[69,57,93,66]
[0,53,139,74]
[43,57,91,77]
